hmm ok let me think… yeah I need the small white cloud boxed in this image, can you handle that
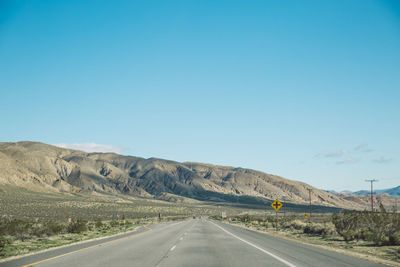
[315,149,348,158]
[354,143,367,151]
[326,150,348,157]
[354,144,374,153]
[372,156,393,164]
[54,143,123,154]
[336,158,358,165]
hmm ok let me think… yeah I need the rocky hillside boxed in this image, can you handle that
[0,141,360,208]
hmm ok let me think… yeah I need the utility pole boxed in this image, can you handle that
[365,179,378,212]
[307,188,312,223]
[265,201,268,229]
[284,201,286,218]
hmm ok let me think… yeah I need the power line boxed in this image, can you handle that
[365,179,378,212]
[307,188,312,223]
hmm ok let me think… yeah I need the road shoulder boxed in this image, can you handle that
[218,220,399,267]
[0,224,150,266]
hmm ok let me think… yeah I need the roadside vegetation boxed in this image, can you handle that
[2,185,398,263]
[0,185,238,259]
[212,205,400,264]
[0,216,187,258]
[332,205,400,246]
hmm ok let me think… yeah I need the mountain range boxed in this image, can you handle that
[0,141,362,209]
[326,187,400,197]
[352,186,400,196]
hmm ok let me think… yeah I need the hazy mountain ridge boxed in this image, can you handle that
[325,187,400,208]
[0,141,361,208]
[352,186,400,196]
[327,187,400,196]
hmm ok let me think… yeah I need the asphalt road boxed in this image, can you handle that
[1,218,386,267]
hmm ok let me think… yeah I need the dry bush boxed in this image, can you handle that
[332,205,400,245]
[288,219,307,230]
[67,219,87,234]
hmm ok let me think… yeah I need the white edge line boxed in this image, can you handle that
[209,220,297,267]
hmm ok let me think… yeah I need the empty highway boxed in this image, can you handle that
[1,218,385,267]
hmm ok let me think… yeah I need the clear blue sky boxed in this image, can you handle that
[1,0,399,191]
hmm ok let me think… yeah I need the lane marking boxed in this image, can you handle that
[209,221,297,267]
[22,225,153,267]
[168,221,184,227]
[154,219,196,267]
[159,221,184,231]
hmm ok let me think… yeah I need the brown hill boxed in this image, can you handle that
[0,141,360,209]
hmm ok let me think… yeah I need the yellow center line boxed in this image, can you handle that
[22,225,153,267]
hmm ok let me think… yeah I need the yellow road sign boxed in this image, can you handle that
[271,199,282,211]
[304,213,308,218]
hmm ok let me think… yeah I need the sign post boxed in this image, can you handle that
[271,199,282,231]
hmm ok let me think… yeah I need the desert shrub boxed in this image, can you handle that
[278,215,294,229]
[290,220,307,230]
[303,225,311,234]
[109,220,119,227]
[396,248,400,260]
[67,219,87,234]
[124,220,133,226]
[389,231,400,246]
[266,216,274,224]
[31,224,46,237]
[342,230,357,242]
[0,219,29,236]
[332,205,400,245]
[0,236,10,252]
[95,219,103,229]
[43,221,64,236]
[0,219,65,238]
[357,228,373,241]
[239,214,251,223]
[101,224,110,230]
[280,221,291,230]
[0,219,32,241]
[87,223,94,231]
[303,224,328,236]
[254,218,263,225]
